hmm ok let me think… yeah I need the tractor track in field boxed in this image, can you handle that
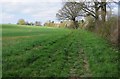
[79,49,92,77]
[68,32,92,77]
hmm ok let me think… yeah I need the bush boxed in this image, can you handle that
[84,16,118,45]
[84,16,95,31]
[96,16,118,45]
[59,21,67,28]
[107,16,118,44]
[66,21,77,29]
[59,21,77,29]
[78,20,85,29]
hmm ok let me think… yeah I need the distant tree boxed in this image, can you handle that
[44,22,48,26]
[30,22,34,26]
[44,20,55,27]
[52,21,54,23]
[25,21,30,25]
[56,2,83,29]
[17,19,26,25]
[60,21,63,23]
[35,21,41,26]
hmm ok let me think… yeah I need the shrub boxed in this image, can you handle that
[107,16,118,44]
[84,16,95,31]
[96,16,118,45]
[84,16,118,45]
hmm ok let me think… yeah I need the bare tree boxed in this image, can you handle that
[80,0,118,22]
[56,2,83,29]
[77,0,107,30]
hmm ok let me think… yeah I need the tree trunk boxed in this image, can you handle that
[72,18,78,29]
[74,21,78,29]
[95,18,100,32]
[94,2,100,31]
[101,0,107,22]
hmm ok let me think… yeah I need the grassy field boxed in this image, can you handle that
[2,24,119,77]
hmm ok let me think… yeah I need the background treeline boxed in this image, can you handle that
[17,19,42,26]
[44,20,79,28]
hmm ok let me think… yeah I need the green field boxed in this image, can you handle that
[2,24,119,77]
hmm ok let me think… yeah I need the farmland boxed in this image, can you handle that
[2,24,119,77]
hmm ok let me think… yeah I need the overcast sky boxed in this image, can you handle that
[0,0,63,24]
[0,0,119,24]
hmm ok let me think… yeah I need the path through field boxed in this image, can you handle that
[2,24,118,77]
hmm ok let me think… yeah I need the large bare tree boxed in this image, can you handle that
[56,2,83,29]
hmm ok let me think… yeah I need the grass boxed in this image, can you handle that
[2,24,119,77]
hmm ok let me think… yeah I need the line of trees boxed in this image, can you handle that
[17,19,42,26]
[44,20,56,27]
[56,0,119,45]
[56,0,117,29]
